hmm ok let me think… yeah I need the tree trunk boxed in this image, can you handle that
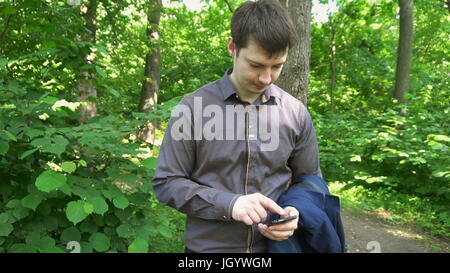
[277,0,312,106]
[328,13,336,111]
[78,0,97,124]
[137,0,162,144]
[393,0,414,105]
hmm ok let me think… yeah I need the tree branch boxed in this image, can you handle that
[223,0,234,13]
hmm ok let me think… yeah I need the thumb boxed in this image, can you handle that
[283,206,299,217]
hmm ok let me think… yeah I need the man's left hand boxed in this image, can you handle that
[258,206,299,241]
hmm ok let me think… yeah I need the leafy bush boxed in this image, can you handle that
[315,99,450,238]
[0,84,181,252]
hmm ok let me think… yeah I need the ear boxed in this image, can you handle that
[227,37,236,57]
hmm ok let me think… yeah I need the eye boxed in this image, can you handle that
[250,63,260,68]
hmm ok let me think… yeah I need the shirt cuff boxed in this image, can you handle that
[216,191,241,221]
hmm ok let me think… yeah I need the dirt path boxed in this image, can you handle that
[341,209,450,253]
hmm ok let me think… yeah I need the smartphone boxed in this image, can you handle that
[267,215,298,226]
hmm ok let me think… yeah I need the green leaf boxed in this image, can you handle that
[80,242,93,253]
[6,199,20,209]
[12,206,29,220]
[96,66,107,78]
[0,58,7,69]
[61,161,77,173]
[119,173,136,184]
[41,96,59,105]
[61,227,81,243]
[429,134,450,142]
[432,170,449,178]
[84,202,94,214]
[128,238,148,253]
[101,187,121,200]
[19,147,39,159]
[30,137,51,148]
[79,160,87,167]
[35,170,67,193]
[0,6,17,16]
[8,244,38,253]
[37,236,55,249]
[89,197,108,215]
[0,141,9,155]
[38,236,64,253]
[142,157,158,169]
[21,194,43,211]
[0,213,8,223]
[156,224,172,238]
[43,246,65,253]
[43,135,69,157]
[104,85,120,97]
[4,81,25,95]
[66,201,93,225]
[116,223,133,238]
[113,195,129,209]
[0,223,13,236]
[89,233,110,252]
[3,130,17,142]
[25,232,41,246]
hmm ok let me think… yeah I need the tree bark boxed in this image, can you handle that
[393,0,414,105]
[137,0,162,144]
[328,13,336,111]
[277,0,312,106]
[78,0,97,124]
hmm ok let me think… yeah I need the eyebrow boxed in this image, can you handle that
[245,57,285,66]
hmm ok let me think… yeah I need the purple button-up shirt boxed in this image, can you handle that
[152,69,321,253]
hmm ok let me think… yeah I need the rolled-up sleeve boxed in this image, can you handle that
[151,103,240,221]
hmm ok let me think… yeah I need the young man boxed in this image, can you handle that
[152,0,322,253]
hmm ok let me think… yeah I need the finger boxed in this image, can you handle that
[283,206,299,217]
[265,229,294,240]
[253,204,268,223]
[262,228,290,241]
[258,224,276,240]
[259,196,285,216]
[268,221,297,232]
[242,215,254,226]
[247,209,262,224]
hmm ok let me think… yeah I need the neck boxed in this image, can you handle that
[229,73,261,104]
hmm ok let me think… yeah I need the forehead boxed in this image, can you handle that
[240,39,288,65]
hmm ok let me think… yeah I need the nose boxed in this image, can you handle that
[258,70,271,85]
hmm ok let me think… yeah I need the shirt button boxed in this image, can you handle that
[223,216,227,220]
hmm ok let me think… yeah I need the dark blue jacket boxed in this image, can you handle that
[267,175,346,253]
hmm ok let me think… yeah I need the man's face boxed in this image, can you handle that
[228,38,288,97]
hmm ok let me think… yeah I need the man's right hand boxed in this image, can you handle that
[231,193,285,226]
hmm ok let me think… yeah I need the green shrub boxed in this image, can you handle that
[316,99,449,238]
[0,88,180,252]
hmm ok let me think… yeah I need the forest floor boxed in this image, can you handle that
[341,208,450,253]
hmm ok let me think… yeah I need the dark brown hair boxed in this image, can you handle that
[231,0,297,57]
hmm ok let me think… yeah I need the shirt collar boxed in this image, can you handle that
[218,68,279,104]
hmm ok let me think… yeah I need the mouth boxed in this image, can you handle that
[254,84,266,90]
